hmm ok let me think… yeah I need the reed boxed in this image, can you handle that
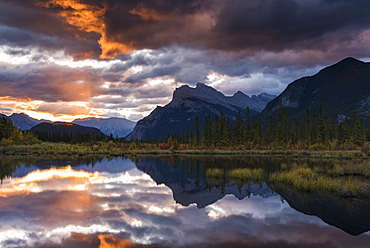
[206,168,264,184]
[229,168,264,181]
[205,168,224,178]
[269,167,370,198]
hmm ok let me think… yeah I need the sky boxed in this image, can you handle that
[1,0,370,122]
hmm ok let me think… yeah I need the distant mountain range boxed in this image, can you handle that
[72,117,136,138]
[262,57,370,120]
[2,113,136,138]
[126,83,275,140]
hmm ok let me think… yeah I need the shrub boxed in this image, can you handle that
[308,143,327,151]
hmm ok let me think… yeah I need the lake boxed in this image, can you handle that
[0,156,369,248]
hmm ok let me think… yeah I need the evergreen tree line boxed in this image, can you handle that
[167,106,370,150]
[33,130,107,143]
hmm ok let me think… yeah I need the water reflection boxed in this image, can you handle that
[0,156,369,248]
[273,186,370,236]
[135,156,277,208]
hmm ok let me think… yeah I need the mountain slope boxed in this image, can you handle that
[72,117,136,138]
[262,57,370,119]
[30,122,106,141]
[126,83,275,140]
[8,113,51,130]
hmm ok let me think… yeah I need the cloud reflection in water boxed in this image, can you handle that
[0,158,369,248]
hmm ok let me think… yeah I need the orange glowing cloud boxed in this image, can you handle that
[98,234,134,248]
[98,33,133,60]
[36,0,133,59]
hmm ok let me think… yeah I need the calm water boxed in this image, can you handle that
[0,156,369,248]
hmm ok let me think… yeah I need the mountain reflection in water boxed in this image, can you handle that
[0,156,369,248]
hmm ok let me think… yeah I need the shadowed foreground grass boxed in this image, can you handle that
[206,161,370,198]
[206,168,264,182]
[269,167,369,198]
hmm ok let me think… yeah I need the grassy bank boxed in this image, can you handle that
[205,160,370,198]
[269,167,370,198]
[2,142,370,159]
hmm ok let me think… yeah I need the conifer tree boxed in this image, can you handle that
[233,111,244,145]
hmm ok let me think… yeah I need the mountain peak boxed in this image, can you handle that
[10,112,30,118]
[173,83,223,103]
[318,57,366,77]
[196,82,210,88]
[338,57,363,65]
[233,91,247,97]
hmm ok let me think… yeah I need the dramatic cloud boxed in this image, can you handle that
[1,0,370,121]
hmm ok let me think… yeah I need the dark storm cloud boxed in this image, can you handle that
[98,0,370,57]
[0,0,101,60]
[102,0,208,48]
[2,0,370,60]
[0,0,67,35]
[211,0,370,52]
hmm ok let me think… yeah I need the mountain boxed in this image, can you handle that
[126,83,275,140]
[72,117,136,138]
[261,57,370,120]
[8,113,51,130]
[30,122,106,141]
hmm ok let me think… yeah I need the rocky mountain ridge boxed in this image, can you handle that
[126,83,275,140]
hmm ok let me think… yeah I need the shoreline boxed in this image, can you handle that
[1,143,370,159]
